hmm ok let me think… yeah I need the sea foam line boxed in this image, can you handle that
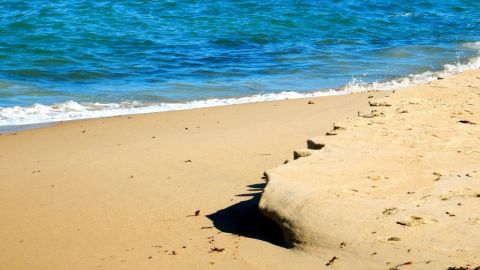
[1,55,480,127]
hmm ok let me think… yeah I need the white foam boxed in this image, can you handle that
[343,55,480,92]
[1,54,480,127]
[0,90,348,126]
[463,42,480,50]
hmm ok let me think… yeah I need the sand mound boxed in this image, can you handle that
[259,70,480,269]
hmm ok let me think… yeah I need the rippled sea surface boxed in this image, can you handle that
[1,0,480,125]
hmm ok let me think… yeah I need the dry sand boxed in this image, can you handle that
[1,70,479,270]
[260,70,480,269]
[0,92,378,270]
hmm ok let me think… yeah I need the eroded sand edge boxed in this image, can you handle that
[260,70,480,269]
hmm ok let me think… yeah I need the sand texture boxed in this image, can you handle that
[0,92,379,270]
[259,70,480,269]
[1,70,479,270]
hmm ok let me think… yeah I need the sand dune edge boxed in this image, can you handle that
[259,70,480,269]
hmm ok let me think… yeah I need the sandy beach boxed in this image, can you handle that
[2,1,480,269]
[1,70,479,270]
[0,91,381,269]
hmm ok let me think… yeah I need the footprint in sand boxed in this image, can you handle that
[368,101,392,107]
[383,207,399,216]
[366,172,389,181]
[396,216,425,227]
[467,217,480,225]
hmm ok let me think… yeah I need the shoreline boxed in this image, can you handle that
[1,54,479,129]
[0,123,54,134]
[0,90,383,134]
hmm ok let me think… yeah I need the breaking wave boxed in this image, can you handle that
[1,55,479,127]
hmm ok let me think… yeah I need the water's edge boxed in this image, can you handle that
[0,123,54,134]
[1,54,479,131]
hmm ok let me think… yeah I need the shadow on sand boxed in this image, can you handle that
[207,182,286,247]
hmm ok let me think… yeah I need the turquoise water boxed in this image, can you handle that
[1,0,480,125]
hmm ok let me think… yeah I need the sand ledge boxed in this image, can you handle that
[259,69,480,269]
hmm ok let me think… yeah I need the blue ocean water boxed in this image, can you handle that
[0,0,479,125]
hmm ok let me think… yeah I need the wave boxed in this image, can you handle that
[1,55,480,127]
[344,55,480,92]
[463,41,480,50]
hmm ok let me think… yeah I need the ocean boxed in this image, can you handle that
[1,0,479,126]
